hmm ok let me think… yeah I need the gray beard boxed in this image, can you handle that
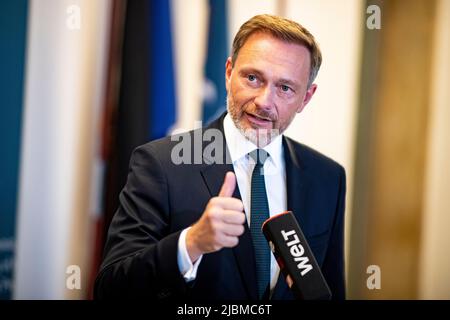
[226,96,281,148]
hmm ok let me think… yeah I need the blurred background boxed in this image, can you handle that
[1,0,449,300]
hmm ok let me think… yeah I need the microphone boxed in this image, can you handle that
[262,211,332,300]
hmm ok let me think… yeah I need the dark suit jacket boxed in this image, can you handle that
[94,113,346,300]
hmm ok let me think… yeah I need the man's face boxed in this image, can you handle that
[226,32,317,146]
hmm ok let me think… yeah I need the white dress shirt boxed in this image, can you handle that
[177,114,287,293]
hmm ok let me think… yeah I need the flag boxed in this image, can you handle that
[202,0,229,124]
[101,0,151,237]
[149,0,177,140]
[99,0,178,264]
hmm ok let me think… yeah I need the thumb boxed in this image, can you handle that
[218,171,236,197]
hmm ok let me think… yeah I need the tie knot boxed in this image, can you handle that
[249,149,269,165]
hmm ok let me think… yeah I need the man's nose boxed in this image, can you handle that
[254,85,275,111]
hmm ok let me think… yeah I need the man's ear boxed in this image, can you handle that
[225,57,233,92]
[297,83,317,113]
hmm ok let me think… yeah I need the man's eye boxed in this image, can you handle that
[247,74,256,81]
[281,85,291,92]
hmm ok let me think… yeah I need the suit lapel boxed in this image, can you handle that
[199,114,258,300]
[271,137,308,300]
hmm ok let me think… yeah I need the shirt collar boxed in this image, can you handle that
[223,113,283,169]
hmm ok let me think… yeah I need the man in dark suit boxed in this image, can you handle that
[95,14,346,300]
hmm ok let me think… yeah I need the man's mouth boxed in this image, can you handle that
[244,112,273,127]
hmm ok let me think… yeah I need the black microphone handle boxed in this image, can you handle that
[262,211,332,300]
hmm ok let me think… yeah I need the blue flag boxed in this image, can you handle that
[149,0,177,140]
[202,0,229,124]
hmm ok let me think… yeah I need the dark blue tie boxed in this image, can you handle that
[249,149,270,299]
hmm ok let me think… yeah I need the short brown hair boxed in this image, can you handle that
[231,14,322,88]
